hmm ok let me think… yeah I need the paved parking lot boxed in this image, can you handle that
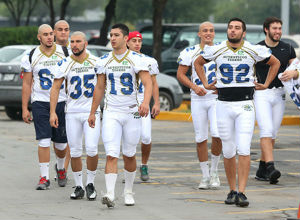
[0,110,299,220]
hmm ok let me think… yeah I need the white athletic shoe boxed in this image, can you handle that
[209,171,220,189]
[198,177,210,189]
[102,193,115,208]
[124,190,135,206]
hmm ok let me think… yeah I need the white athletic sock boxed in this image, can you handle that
[210,154,220,173]
[86,169,96,185]
[72,171,83,188]
[105,173,117,199]
[200,161,210,178]
[56,157,65,170]
[39,162,49,179]
[124,170,136,193]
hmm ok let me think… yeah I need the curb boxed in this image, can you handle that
[155,112,300,125]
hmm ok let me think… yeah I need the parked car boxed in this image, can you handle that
[281,34,300,58]
[139,23,265,93]
[0,45,183,120]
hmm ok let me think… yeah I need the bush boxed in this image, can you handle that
[0,26,39,47]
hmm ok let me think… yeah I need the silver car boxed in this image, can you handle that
[0,45,183,120]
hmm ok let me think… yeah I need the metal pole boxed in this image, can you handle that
[281,0,290,35]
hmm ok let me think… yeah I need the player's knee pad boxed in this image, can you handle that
[222,144,236,159]
[86,146,98,157]
[54,142,67,151]
[70,147,82,158]
[141,135,151,145]
[122,148,136,158]
[38,138,51,147]
[195,133,207,143]
[237,147,250,156]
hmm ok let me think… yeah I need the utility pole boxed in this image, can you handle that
[281,0,289,35]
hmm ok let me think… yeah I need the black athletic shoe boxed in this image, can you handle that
[266,162,281,184]
[225,190,237,205]
[255,160,269,181]
[86,183,97,200]
[235,192,249,207]
[70,186,85,199]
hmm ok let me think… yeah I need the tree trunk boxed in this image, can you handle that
[60,0,70,20]
[97,0,117,46]
[43,0,55,28]
[25,0,38,26]
[152,0,167,68]
[2,0,24,26]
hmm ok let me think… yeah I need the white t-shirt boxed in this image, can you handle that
[20,44,68,103]
[55,53,100,113]
[202,40,271,88]
[137,54,159,103]
[95,50,149,113]
[178,44,217,100]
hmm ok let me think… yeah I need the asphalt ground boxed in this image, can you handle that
[0,109,299,220]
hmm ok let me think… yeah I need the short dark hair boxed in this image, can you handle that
[263,16,282,35]
[228,17,246,32]
[111,23,129,36]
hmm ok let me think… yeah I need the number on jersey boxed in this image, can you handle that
[108,72,134,95]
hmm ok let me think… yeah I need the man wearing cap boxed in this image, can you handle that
[127,31,160,181]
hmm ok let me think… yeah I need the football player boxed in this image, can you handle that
[194,18,280,207]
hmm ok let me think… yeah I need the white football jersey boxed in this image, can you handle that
[178,44,217,100]
[55,54,100,113]
[21,44,68,103]
[137,54,159,103]
[202,40,271,88]
[95,50,149,113]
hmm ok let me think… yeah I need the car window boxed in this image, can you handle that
[0,48,26,62]
[281,38,299,48]
[179,31,198,47]
[141,29,178,48]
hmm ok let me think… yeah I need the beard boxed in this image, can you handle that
[227,33,243,44]
[73,46,85,56]
[268,32,280,43]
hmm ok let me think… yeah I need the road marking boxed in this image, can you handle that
[171,187,299,195]
[227,207,298,215]
[184,198,224,204]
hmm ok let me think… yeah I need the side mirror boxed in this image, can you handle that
[174,40,189,49]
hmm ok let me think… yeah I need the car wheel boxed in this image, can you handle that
[159,91,174,111]
[5,106,22,120]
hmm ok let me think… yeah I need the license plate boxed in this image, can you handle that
[3,74,15,81]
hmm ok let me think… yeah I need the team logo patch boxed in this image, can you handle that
[122,60,129,65]
[84,61,89,66]
[243,104,253,111]
[133,112,141,119]
[237,50,244,55]
[52,55,58,59]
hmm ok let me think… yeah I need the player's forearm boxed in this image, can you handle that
[265,56,280,87]
[22,83,31,111]
[177,65,195,90]
[142,79,153,106]
[50,87,60,115]
[90,87,103,114]
[194,57,208,87]
[151,77,160,105]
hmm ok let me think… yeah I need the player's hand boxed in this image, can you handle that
[49,112,59,128]
[279,70,297,82]
[22,109,32,124]
[204,80,217,90]
[151,103,160,118]
[139,102,149,117]
[254,81,268,90]
[193,86,207,96]
[88,113,96,128]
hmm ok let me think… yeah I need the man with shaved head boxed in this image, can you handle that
[177,21,222,190]
[54,20,70,47]
[50,31,100,200]
[21,24,68,190]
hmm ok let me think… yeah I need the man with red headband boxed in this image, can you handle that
[127,31,160,181]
